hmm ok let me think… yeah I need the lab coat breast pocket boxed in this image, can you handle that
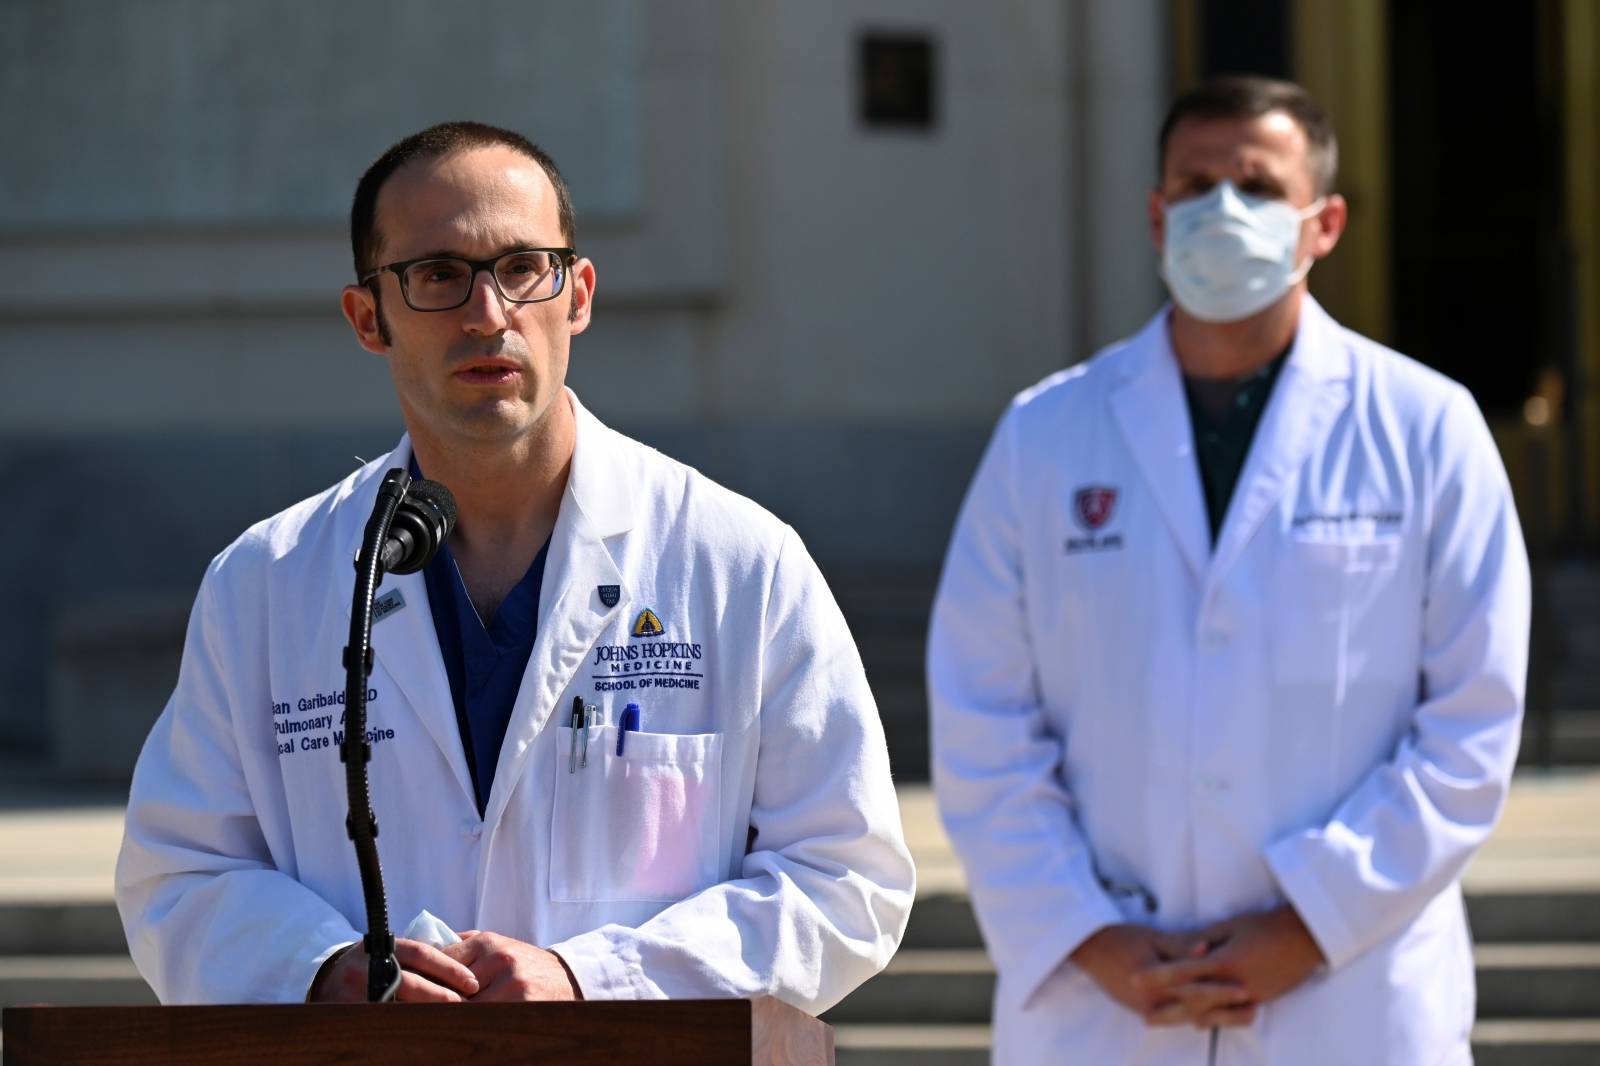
[1271,533,1402,685]
[550,726,723,903]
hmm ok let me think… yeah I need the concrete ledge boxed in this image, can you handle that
[0,903,127,956]
[0,955,154,1008]
[835,1024,989,1066]
[827,942,1600,1026]
[1468,892,1600,942]
[1475,944,1600,1018]
[1473,1019,1600,1066]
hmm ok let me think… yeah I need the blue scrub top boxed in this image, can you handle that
[410,464,548,817]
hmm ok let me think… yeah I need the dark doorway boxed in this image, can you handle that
[1388,1,1565,415]
[1198,0,1290,80]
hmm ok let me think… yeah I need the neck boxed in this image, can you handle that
[407,393,576,563]
[1169,286,1305,380]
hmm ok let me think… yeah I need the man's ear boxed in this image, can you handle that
[1309,193,1348,261]
[341,284,389,355]
[567,257,597,335]
[1148,189,1167,254]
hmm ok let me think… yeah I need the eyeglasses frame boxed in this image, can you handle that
[359,247,579,312]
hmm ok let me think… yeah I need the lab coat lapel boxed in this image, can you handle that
[1207,298,1352,586]
[1109,311,1210,583]
[342,439,478,811]
[482,393,633,830]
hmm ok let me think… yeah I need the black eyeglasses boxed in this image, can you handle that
[360,247,577,312]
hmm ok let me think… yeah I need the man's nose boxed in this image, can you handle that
[459,269,509,334]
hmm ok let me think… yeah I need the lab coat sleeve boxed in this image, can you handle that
[1264,385,1531,970]
[550,527,915,1013]
[115,559,362,1003]
[927,406,1123,1007]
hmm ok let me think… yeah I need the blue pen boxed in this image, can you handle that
[616,702,641,756]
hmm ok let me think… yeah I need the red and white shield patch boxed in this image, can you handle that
[1073,485,1118,532]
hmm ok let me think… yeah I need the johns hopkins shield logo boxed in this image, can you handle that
[1073,485,1118,532]
[631,608,665,638]
[598,585,620,608]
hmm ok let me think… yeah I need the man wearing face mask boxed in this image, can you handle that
[928,76,1530,1064]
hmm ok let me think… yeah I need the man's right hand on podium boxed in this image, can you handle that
[308,938,481,1003]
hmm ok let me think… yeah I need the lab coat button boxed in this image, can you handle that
[463,823,482,839]
[1201,627,1231,650]
[1199,775,1229,792]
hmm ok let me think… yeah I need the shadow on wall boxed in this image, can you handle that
[0,429,401,774]
[2,422,992,782]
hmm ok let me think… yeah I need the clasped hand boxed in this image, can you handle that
[311,930,582,1003]
[1069,905,1324,1028]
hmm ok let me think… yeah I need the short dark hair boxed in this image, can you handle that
[1158,76,1338,196]
[350,120,576,280]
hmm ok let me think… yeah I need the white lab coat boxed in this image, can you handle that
[117,391,914,1010]
[929,299,1529,1065]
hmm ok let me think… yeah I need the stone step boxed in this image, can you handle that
[834,1024,988,1066]
[1472,1019,1600,1066]
[1,954,1593,1062]
[19,890,1591,959]
[1475,943,1600,1018]
[833,1020,1600,1066]
[0,902,128,957]
[900,894,984,952]
[0,956,154,1008]
[1467,892,1600,944]
[823,951,990,1026]
[825,942,1600,1026]
[896,892,1600,954]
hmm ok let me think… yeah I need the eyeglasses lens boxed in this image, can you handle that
[401,251,566,310]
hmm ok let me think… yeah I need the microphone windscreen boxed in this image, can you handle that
[380,478,460,574]
[406,478,458,536]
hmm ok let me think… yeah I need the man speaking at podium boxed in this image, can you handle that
[115,122,914,1008]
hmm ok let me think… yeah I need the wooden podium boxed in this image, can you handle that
[1,996,834,1065]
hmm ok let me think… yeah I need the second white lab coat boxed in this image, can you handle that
[929,300,1529,1065]
[117,392,914,1010]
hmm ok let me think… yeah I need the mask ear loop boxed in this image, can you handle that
[1285,196,1330,286]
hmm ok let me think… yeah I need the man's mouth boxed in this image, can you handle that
[452,358,522,385]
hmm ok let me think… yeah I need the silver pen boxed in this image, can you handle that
[580,702,596,768]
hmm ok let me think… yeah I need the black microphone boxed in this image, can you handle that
[379,478,458,574]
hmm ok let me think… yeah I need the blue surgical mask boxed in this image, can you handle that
[1161,181,1325,323]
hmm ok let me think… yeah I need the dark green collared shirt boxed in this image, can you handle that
[1184,349,1290,545]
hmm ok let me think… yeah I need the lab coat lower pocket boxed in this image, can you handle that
[550,726,723,903]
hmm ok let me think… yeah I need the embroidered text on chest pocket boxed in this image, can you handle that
[550,727,723,902]
[1270,534,1403,687]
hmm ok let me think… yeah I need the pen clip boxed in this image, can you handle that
[580,701,595,768]
[616,702,641,757]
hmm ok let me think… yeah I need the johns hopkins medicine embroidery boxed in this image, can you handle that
[592,608,706,693]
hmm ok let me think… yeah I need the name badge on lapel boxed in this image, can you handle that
[373,588,406,624]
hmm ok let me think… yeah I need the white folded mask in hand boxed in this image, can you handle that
[402,909,462,949]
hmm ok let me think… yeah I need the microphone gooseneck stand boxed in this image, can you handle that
[341,468,411,1003]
